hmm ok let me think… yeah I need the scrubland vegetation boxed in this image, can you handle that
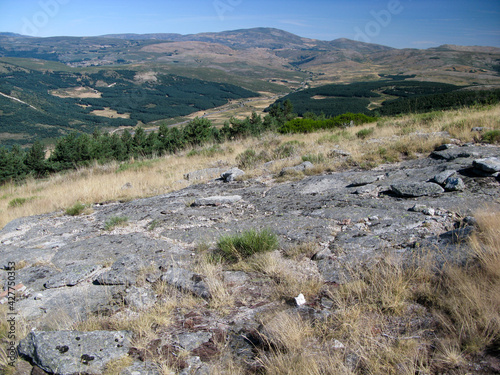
[1,103,499,229]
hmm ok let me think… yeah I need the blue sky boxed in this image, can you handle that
[1,0,499,48]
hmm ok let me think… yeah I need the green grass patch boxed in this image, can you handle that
[482,129,500,144]
[216,229,279,263]
[187,144,226,158]
[302,153,326,164]
[104,216,129,231]
[65,202,88,216]
[8,197,36,208]
[356,128,375,139]
[116,159,159,173]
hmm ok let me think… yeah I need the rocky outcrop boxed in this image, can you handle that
[18,330,132,375]
[1,143,499,374]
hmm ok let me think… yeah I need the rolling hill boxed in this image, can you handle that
[1,27,500,147]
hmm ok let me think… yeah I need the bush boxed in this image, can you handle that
[356,128,375,139]
[237,149,270,169]
[8,197,30,208]
[482,129,500,144]
[104,216,129,231]
[302,153,325,164]
[65,202,87,216]
[216,229,279,263]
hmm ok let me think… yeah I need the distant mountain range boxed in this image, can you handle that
[1,27,498,85]
[1,27,499,147]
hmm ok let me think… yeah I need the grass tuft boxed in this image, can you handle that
[216,229,279,263]
[104,216,129,231]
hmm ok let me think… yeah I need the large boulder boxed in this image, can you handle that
[18,330,132,375]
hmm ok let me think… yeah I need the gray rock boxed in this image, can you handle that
[473,157,500,174]
[432,170,457,185]
[124,286,157,310]
[391,182,444,197]
[160,268,211,299]
[44,264,100,289]
[121,182,133,190]
[184,168,225,181]
[409,204,428,213]
[434,144,456,151]
[328,149,351,158]
[471,127,490,132]
[444,177,465,191]
[18,330,132,375]
[221,168,245,182]
[348,175,379,187]
[179,356,210,375]
[280,161,314,175]
[354,184,378,195]
[15,285,123,328]
[431,149,477,161]
[193,195,242,206]
[120,361,161,375]
[175,331,212,351]
[223,271,250,285]
[94,255,143,286]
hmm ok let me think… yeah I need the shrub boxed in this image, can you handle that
[65,202,87,216]
[356,128,375,139]
[237,149,269,169]
[302,153,325,164]
[216,229,279,263]
[104,216,129,231]
[482,129,500,144]
[273,141,303,159]
[8,197,29,208]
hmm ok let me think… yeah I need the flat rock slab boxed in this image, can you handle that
[348,175,379,187]
[16,284,124,328]
[193,195,242,206]
[44,264,101,289]
[184,167,225,181]
[18,330,132,375]
[391,182,444,197]
[473,157,500,173]
[94,254,142,286]
[431,149,478,161]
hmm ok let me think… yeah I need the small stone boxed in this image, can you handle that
[422,208,435,216]
[332,340,345,349]
[410,204,427,213]
[464,216,478,226]
[121,182,133,190]
[444,177,465,191]
[294,293,306,306]
[221,168,245,182]
[433,170,457,185]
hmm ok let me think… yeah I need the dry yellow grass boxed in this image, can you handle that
[1,105,499,233]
